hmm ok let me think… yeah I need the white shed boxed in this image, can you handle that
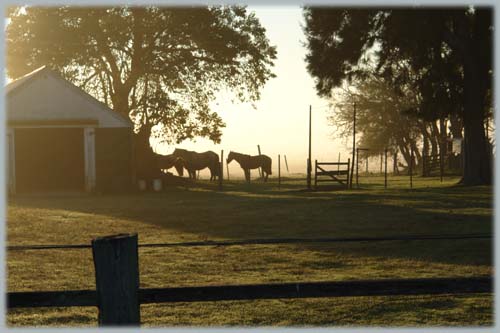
[7,66,135,193]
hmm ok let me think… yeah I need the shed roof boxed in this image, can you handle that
[7,66,133,128]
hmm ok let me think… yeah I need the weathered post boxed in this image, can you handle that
[92,234,140,326]
[314,159,318,189]
[337,152,341,173]
[226,162,230,181]
[346,158,350,189]
[219,150,224,191]
[278,154,281,189]
[384,148,388,189]
[284,155,289,173]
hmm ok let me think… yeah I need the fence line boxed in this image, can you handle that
[7,233,492,326]
[7,233,491,251]
[8,276,492,309]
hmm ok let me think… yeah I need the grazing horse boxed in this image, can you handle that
[173,148,221,181]
[156,153,184,176]
[226,151,272,182]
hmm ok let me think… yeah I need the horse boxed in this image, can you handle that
[156,153,184,176]
[226,151,272,182]
[173,148,221,181]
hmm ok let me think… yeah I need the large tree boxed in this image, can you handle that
[7,6,276,177]
[303,7,492,185]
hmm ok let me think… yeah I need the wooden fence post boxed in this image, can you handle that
[346,158,350,189]
[92,234,140,326]
[314,159,318,189]
[278,154,281,189]
[219,150,224,190]
[356,148,359,188]
[284,155,289,173]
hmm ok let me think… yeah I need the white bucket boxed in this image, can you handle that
[153,179,162,192]
[138,180,147,191]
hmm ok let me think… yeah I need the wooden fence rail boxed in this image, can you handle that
[8,276,492,309]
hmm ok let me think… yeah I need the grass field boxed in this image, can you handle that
[7,175,493,327]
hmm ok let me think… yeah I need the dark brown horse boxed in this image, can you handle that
[156,153,184,176]
[227,151,272,182]
[173,148,220,181]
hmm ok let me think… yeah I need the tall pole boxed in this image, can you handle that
[307,105,312,189]
[349,103,356,189]
[338,152,340,173]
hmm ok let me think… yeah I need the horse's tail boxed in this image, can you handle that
[264,155,272,175]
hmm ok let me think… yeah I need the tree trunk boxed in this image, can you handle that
[461,58,491,185]
[397,138,411,170]
[134,124,160,181]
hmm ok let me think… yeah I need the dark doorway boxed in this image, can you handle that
[15,128,85,192]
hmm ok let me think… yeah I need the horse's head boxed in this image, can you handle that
[227,151,235,164]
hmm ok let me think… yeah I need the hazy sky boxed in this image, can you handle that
[156,6,351,178]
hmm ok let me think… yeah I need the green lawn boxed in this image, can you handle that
[7,175,493,327]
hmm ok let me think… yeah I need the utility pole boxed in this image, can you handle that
[307,105,312,189]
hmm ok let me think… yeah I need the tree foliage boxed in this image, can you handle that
[303,7,492,185]
[7,6,277,145]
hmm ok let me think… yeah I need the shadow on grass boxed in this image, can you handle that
[8,180,493,267]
